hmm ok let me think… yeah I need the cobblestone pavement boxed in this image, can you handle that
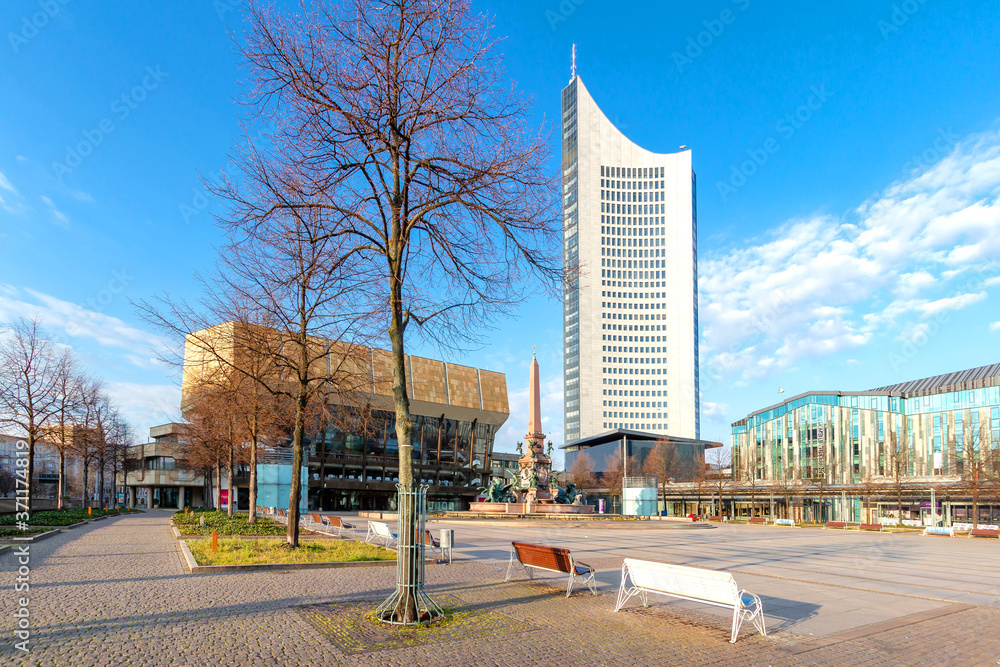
[2,512,1000,666]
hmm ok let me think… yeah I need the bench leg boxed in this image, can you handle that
[731,591,766,643]
[614,564,640,612]
[566,574,575,598]
[504,546,522,583]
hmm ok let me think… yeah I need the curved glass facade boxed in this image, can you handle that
[732,368,1000,484]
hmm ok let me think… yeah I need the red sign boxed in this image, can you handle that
[220,489,229,507]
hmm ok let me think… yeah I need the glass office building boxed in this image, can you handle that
[732,364,1000,486]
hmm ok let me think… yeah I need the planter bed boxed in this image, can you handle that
[178,537,396,574]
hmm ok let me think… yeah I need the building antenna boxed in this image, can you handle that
[570,44,576,81]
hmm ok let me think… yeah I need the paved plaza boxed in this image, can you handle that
[3,512,1000,666]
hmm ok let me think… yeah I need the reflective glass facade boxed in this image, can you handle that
[732,367,1000,484]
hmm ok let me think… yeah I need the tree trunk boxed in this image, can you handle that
[286,388,306,547]
[248,430,258,524]
[82,459,89,510]
[26,433,36,514]
[227,443,235,516]
[57,449,66,510]
[214,462,222,510]
[98,460,105,508]
[389,278,418,624]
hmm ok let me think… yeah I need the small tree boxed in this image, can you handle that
[773,464,800,521]
[706,448,732,517]
[643,440,681,514]
[0,318,63,513]
[567,452,595,490]
[0,469,15,497]
[858,471,881,524]
[219,0,561,624]
[888,429,909,523]
[959,419,988,529]
[47,350,87,509]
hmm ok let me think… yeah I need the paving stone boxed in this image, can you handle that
[1,512,999,666]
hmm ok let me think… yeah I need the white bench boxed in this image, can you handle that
[923,526,955,537]
[615,558,766,644]
[365,521,397,548]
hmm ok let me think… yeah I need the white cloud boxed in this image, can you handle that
[990,322,1000,333]
[103,381,181,439]
[69,190,94,203]
[40,195,54,207]
[700,126,1000,382]
[0,287,168,355]
[700,400,729,426]
[919,291,986,317]
[0,172,17,194]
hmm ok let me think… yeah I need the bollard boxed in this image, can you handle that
[211,529,218,552]
[88,507,92,516]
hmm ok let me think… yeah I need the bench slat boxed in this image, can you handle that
[513,541,574,574]
[624,558,738,606]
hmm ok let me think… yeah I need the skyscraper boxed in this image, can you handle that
[561,75,699,443]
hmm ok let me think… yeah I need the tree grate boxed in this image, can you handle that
[297,594,537,654]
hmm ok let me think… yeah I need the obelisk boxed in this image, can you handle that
[526,352,546,455]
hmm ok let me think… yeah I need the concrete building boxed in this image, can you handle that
[560,74,699,444]
[121,423,205,509]
[179,322,510,512]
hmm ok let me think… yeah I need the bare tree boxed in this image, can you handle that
[192,0,561,624]
[959,419,989,530]
[46,349,87,509]
[888,429,909,524]
[0,318,63,513]
[643,440,680,514]
[741,444,760,518]
[706,448,732,517]
[0,469,14,497]
[567,452,595,490]
[773,463,800,521]
[858,471,881,524]
[602,451,625,512]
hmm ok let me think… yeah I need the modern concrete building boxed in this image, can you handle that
[120,423,205,509]
[180,322,510,512]
[731,363,1000,524]
[560,75,699,444]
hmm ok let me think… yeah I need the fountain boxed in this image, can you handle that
[469,352,593,515]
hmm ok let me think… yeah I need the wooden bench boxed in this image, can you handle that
[504,541,596,598]
[859,523,883,532]
[365,521,397,548]
[325,515,357,539]
[970,529,1000,539]
[425,529,442,558]
[708,516,726,522]
[615,558,766,644]
[824,521,847,530]
[749,517,767,525]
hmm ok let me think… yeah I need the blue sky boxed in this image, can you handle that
[2,1,1000,467]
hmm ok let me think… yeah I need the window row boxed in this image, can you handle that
[601,165,664,179]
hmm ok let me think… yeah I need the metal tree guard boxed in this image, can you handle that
[376,484,444,625]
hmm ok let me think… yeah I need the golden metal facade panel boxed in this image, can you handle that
[409,356,447,404]
[479,370,509,413]
[371,348,395,397]
[446,364,480,410]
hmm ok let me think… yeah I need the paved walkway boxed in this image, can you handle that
[2,512,999,666]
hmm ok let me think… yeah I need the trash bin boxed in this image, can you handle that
[440,529,454,564]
